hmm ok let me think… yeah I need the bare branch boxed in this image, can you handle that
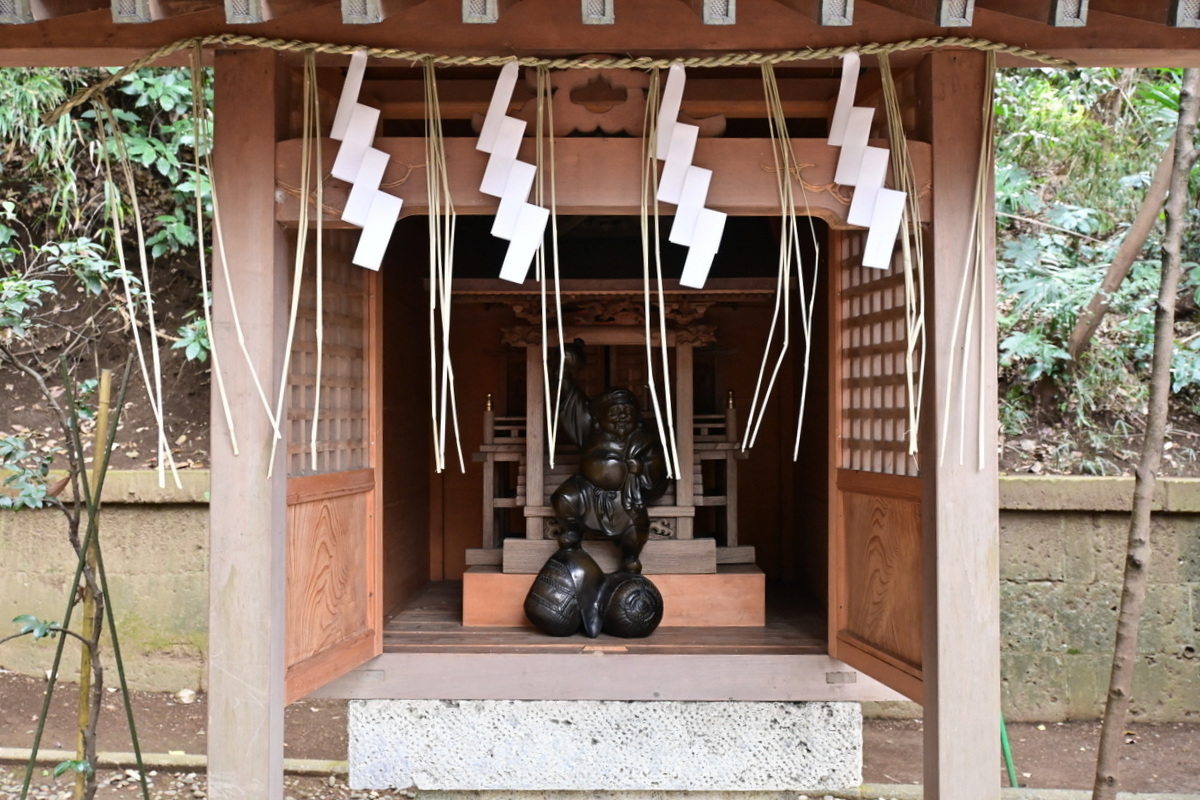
[1092,67,1200,800]
[1067,136,1176,363]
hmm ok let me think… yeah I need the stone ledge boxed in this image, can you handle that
[1000,476,1200,513]
[2,469,210,504]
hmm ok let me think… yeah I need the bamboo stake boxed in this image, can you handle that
[74,369,111,800]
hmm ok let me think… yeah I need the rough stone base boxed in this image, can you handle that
[348,699,862,792]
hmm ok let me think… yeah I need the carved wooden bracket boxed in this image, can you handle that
[471,63,725,139]
[502,321,718,347]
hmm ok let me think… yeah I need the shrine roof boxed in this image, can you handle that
[0,0,1196,69]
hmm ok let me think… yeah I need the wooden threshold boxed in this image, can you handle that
[384,579,818,654]
[304,581,905,702]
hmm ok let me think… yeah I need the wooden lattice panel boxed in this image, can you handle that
[288,235,370,477]
[837,230,918,476]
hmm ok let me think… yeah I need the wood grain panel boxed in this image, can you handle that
[286,490,372,681]
[463,566,765,627]
[838,484,922,671]
[500,538,717,574]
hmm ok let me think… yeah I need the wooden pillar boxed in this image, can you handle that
[208,48,290,800]
[674,342,694,539]
[525,344,545,538]
[917,50,1001,800]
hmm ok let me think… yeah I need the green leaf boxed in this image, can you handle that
[53,759,92,778]
[12,614,57,639]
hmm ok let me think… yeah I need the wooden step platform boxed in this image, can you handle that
[380,580,826,657]
[465,542,757,572]
[502,538,716,573]
[462,565,766,628]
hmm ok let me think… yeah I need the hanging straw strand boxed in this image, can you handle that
[938,52,996,469]
[188,43,239,457]
[879,53,928,460]
[638,68,678,479]
[308,51,326,472]
[425,57,465,473]
[91,100,183,488]
[269,49,317,477]
[742,64,796,452]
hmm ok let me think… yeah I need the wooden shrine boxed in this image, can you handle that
[2,3,1197,799]
[461,288,762,626]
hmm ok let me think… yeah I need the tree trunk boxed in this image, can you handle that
[1067,136,1175,363]
[1091,68,1200,800]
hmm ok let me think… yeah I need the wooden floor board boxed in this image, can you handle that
[382,580,827,656]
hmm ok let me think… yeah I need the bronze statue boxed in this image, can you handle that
[550,340,668,574]
[524,339,669,638]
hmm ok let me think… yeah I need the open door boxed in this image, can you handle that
[828,228,924,703]
[283,233,383,703]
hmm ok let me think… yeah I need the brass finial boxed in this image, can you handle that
[727,390,735,410]
[485,392,493,411]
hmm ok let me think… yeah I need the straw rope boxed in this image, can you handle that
[638,68,681,481]
[187,43,239,458]
[938,51,996,470]
[268,50,320,477]
[534,66,567,471]
[45,34,1070,125]
[92,101,183,488]
[879,52,927,461]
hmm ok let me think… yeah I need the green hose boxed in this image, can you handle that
[1001,712,1019,788]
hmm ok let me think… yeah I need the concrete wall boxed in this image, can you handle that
[2,472,1196,722]
[998,477,1199,723]
[0,471,209,693]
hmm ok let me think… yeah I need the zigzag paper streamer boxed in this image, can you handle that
[828,56,907,269]
[477,63,549,284]
[329,53,403,269]
[657,65,723,289]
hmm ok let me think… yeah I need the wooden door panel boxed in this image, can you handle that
[829,228,924,701]
[285,469,378,703]
[834,470,922,702]
[284,233,382,703]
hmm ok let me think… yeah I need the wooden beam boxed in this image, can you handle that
[775,0,854,25]
[275,136,934,225]
[358,77,833,120]
[867,0,974,25]
[4,0,1200,68]
[916,49,1000,800]
[208,48,289,800]
[687,0,735,24]
[975,0,1086,25]
[1092,0,1199,27]
[581,0,612,23]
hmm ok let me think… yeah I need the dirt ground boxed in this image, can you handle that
[1,671,1198,798]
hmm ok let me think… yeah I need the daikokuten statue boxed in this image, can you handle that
[550,339,669,574]
[523,339,669,639]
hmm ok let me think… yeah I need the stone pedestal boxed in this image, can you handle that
[348,699,861,792]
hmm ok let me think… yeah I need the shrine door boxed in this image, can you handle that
[828,228,924,702]
[282,232,383,704]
